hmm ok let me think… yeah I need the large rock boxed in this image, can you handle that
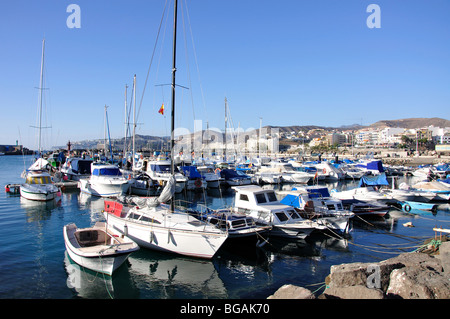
[387,267,450,299]
[321,252,450,299]
[267,284,315,299]
[435,241,450,276]
[322,285,384,299]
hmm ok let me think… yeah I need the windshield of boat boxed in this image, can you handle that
[266,191,278,202]
[26,175,52,184]
[93,168,122,176]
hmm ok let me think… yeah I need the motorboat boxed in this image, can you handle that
[339,199,390,218]
[128,173,160,196]
[103,177,228,259]
[312,162,346,181]
[196,165,221,188]
[411,181,450,201]
[146,159,187,193]
[63,221,139,275]
[278,186,354,234]
[60,157,93,181]
[193,208,271,239]
[258,162,312,184]
[330,173,395,205]
[180,166,207,191]
[220,169,252,187]
[20,168,60,201]
[78,163,131,197]
[232,185,319,239]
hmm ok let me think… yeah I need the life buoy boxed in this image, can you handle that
[215,168,221,174]
[403,204,411,212]
[194,178,202,187]
[322,168,326,174]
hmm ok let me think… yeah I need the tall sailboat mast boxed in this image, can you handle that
[132,74,137,169]
[37,38,45,157]
[170,0,178,213]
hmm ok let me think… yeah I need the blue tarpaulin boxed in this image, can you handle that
[358,172,389,187]
[220,169,243,179]
[306,187,331,198]
[280,194,302,208]
[356,160,385,172]
[181,166,202,179]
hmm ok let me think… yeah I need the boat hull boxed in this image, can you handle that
[65,243,131,276]
[78,178,130,197]
[63,223,139,275]
[20,184,59,201]
[104,212,228,259]
[270,224,314,239]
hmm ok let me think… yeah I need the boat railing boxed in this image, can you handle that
[172,199,228,233]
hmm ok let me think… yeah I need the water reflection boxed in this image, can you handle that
[20,196,61,223]
[64,251,139,299]
[127,250,228,298]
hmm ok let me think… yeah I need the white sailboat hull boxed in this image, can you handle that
[104,211,228,259]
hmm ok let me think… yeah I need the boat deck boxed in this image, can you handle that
[5,181,79,194]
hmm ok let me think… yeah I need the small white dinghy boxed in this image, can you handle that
[63,222,139,275]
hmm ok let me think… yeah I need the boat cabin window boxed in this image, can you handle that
[140,216,161,224]
[231,219,247,228]
[255,193,267,203]
[266,191,277,202]
[287,210,301,219]
[326,204,336,210]
[239,194,249,201]
[275,212,289,222]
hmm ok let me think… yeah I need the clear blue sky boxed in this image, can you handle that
[1,0,449,150]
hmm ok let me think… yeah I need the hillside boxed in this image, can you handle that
[57,117,449,150]
[369,117,450,129]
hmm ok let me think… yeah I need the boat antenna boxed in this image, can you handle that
[170,0,178,213]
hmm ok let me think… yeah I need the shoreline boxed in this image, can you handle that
[268,236,450,299]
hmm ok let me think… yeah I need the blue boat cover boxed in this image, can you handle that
[358,172,389,187]
[356,160,385,172]
[181,166,202,179]
[306,187,330,198]
[367,160,385,172]
[280,194,302,208]
[220,169,243,179]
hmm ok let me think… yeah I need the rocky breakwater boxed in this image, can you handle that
[268,241,450,299]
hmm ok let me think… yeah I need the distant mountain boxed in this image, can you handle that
[369,117,450,129]
[56,117,449,150]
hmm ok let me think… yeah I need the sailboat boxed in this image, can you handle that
[103,0,228,259]
[20,39,60,201]
[78,106,131,197]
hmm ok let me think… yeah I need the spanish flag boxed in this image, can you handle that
[158,103,164,115]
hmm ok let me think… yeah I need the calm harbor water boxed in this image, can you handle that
[1,155,449,299]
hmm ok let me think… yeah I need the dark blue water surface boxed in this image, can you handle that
[1,155,449,299]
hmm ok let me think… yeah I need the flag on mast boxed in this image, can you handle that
[158,103,164,115]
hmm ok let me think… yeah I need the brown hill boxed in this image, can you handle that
[369,117,450,129]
